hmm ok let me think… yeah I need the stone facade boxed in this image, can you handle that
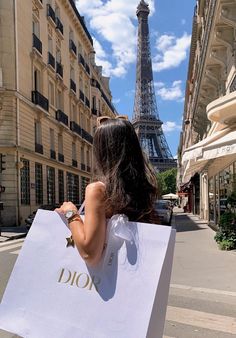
[0,0,116,226]
[178,0,236,225]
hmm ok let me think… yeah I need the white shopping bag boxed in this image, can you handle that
[0,210,175,338]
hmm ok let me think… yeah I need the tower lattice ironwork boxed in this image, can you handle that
[132,0,176,172]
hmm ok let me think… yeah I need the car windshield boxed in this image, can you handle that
[155,201,169,210]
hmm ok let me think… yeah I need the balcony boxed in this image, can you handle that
[81,128,93,144]
[85,97,90,108]
[56,17,64,36]
[70,121,82,136]
[72,159,78,167]
[56,109,68,126]
[58,153,64,162]
[48,52,55,69]
[70,79,76,93]
[85,63,90,75]
[32,90,49,111]
[91,108,97,116]
[78,54,85,67]
[35,0,43,9]
[56,62,63,78]
[50,149,56,160]
[207,90,236,125]
[47,4,56,23]
[91,78,100,90]
[35,143,44,154]
[69,39,77,55]
[79,90,84,102]
[81,163,86,171]
[32,33,42,54]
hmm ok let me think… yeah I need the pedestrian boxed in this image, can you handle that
[55,116,158,266]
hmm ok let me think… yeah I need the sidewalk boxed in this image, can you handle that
[0,226,28,242]
[171,209,236,292]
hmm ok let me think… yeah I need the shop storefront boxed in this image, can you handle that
[208,161,236,227]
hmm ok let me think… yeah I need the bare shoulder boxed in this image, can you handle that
[85,182,106,199]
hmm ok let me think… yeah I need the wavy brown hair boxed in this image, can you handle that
[93,119,158,223]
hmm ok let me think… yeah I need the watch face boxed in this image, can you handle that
[65,210,74,219]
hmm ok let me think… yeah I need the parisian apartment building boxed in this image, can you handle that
[0,0,117,226]
[178,0,236,228]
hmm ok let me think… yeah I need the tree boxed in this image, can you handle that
[157,168,177,197]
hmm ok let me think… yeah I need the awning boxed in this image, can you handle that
[182,127,230,163]
[182,158,209,183]
[202,129,236,160]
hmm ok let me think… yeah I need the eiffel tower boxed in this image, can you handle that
[132,0,176,172]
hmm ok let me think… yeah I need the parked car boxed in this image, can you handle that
[25,203,82,228]
[25,204,60,228]
[154,200,173,225]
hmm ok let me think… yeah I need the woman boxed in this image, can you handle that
[56,117,158,266]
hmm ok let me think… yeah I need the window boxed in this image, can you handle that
[20,159,30,205]
[67,172,79,204]
[56,48,61,63]
[33,19,40,37]
[58,169,64,203]
[50,128,55,150]
[71,103,76,122]
[81,176,90,201]
[81,146,84,164]
[86,150,90,166]
[72,142,76,161]
[35,163,43,204]
[58,134,63,154]
[79,76,83,91]
[48,35,53,54]
[56,89,63,110]
[55,5,60,18]
[35,120,42,145]
[47,166,55,204]
[92,96,96,109]
[34,69,41,91]
[70,66,75,81]
[49,81,55,106]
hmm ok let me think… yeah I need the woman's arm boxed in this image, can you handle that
[56,182,106,266]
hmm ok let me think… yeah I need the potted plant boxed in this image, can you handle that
[214,211,236,250]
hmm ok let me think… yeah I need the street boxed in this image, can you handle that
[0,210,236,337]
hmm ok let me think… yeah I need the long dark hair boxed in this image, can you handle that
[93,119,158,223]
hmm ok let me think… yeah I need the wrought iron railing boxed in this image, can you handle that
[32,33,42,54]
[56,109,68,126]
[69,39,77,55]
[56,62,63,78]
[70,121,82,136]
[48,52,55,69]
[56,17,64,35]
[70,79,76,93]
[35,143,44,154]
[50,149,56,159]
[32,90,49,111]
[58,153,64,162]
[47,4,56,23]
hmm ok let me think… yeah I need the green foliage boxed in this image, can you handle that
[214,211,236,250]
[156,168,177,196]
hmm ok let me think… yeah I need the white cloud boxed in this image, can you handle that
[162,121,182,132]
[112,98,121,104]
[156,80,183,101]
[75,0,155,77]
[153,33,191,72]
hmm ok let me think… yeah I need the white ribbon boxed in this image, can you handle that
[109,214,134,244]
[102,214,136,269]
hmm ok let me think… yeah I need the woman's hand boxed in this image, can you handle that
[55,201,78,216]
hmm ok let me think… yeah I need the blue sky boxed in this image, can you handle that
[76,0,196,156]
